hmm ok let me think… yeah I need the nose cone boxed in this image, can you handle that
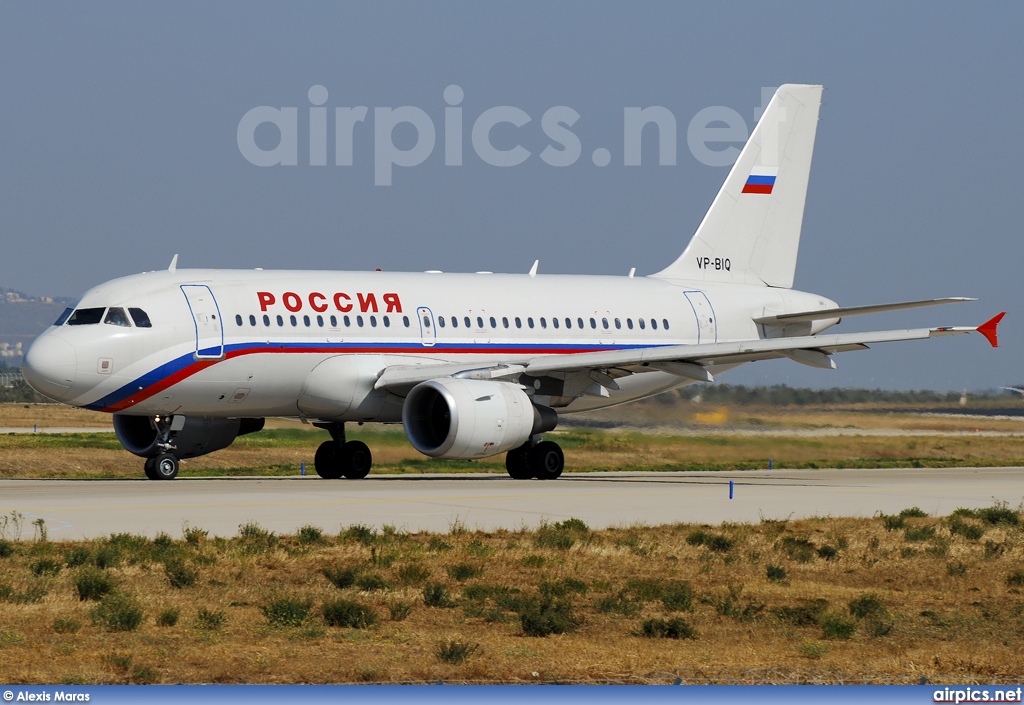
[22,334,77,401]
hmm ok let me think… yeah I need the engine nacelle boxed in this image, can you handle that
[402,378,557,459]
[113,415,265,459]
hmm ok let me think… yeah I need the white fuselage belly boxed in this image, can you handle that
[45,269,833,420]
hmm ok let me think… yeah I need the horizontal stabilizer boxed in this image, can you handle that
[754,297,976,325]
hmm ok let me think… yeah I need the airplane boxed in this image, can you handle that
[21,84,1005,481]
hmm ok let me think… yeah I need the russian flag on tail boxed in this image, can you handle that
[742,166,778,194]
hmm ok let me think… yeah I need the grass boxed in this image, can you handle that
[0,508,1022,683]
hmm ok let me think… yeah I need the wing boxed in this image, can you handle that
[374,313,1004,392]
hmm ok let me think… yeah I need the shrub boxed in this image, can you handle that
[596,592,641,616]
[558,518,589,532]
[323,566,359,590]
[778,536,817,562]
[423,583,456,608]
[899,507,928,518]
[90,592,144,632]
[322,599,377,628]
[354,573,391,591]
[428,537,453,552]
[820,611,857,640]
[517,596,581,637]
[31,558,62,576]
[766,564,788,582]
[1,584,46,604]
[947,561,968,577]
[64,547,90,568]
[153,532,174,549]
[797,639,829,659]
[164,559,199,589]
[521,555,545,567]
[661,581,695,612]
[183,525,208,544]
[92,546,121,569]
[816,545,839,561]
[446,563,481,581]
[341,524,377,545]
[435,639,479,664]
[1006,571,1024,587]
[297,525,325,545]
[0,539,14,558]
[849,593,887,619]
[534,524,576,550]
[262,597,312,627]
[879,513,905,532]
[397,564,431,585]
[949,516,985,540]
[540,577,589,598]
[157,607,180,627]
[976,504,1020,526]
[774,599,830,626]
[52,617,82,634]
[640,617,698,639]
[195,607,225,630]
[389,602,412,621]
[904,526,936,542]
[75,567,116,601]
[238,522,278,552]
[686,530,734,552]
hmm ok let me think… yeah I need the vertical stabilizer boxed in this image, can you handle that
[652,84,823,288]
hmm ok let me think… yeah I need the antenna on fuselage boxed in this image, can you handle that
[168,254,179,272]
[529,260,539,278]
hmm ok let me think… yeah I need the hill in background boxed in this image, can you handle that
[0,287,74,363]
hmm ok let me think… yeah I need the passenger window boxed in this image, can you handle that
[476,316,483,328]
[627,318,633,330]
[528,317,534,329]
[104,308,131,327]
[438,316,445,328]
[451,316,458,328]
[67,308,105,326]
[249,315,257,326]
[357,316,364,327]
[552,318,559,329]
[614,318,621,329]
[290,315,297,327]
[54,308,73,326]
[344,315,351,327]
[502,317,509,328]
[590,318,596,329]
[540,317,547,329]
[330,315,337,327]
[663,319,670,331]
[277,315,284,326]
[639,319,646,330]
[651,319,658,330]
[422,316,430,328]
[515,317,522,329]
[383,316,390,328]
[316,315,323,327]
[565,318,571,329]
[464,316,471,328]
[489,316,496,328]
[370,316,377,327]
[303,315,311,327]
[402,316,409,327]
[235,315,243,326]
[602,318,609,330]
[577,317,584,329]
[263,314,270,326]
[126,308,151,328]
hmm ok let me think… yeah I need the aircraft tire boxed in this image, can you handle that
[152,453,179,480]
[505,444,532,479]
[314,441,343,479]
[530,441,564,480]
[340,441,372,479]
[144,457,159,481]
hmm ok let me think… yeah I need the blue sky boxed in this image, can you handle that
[1,2,1020,390]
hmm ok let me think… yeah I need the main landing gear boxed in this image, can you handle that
[313,422,372,479]
[505,438,564,480]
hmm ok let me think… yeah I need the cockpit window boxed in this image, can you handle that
[128,308,152,328]
[104,307,131,327]
[66,308,105,325]
[54,308,73,326]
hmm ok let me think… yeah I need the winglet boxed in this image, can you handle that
[977,312,1005,348]
[168,254,179,272]
[529,260,539,278]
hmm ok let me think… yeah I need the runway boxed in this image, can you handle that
[2,467,1022,540]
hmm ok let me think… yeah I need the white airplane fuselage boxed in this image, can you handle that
[26,268,837,419]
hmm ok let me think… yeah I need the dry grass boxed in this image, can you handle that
[0,511,1023,684]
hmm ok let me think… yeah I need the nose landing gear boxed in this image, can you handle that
[144,453,180,480]
[143,415,183,480]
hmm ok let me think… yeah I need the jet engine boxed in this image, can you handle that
[402,378,557,460]
[113,415,265,459]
